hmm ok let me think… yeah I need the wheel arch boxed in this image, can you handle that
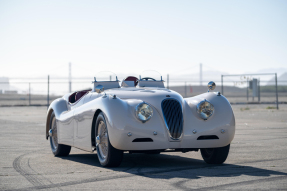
[45,98,69,140]
[46,108,54,140]
[91,109,103,147]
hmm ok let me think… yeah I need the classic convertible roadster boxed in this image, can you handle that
[46,72,235,167]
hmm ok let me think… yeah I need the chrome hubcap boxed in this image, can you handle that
[97,121,108,161]
[96,135,101,145]
[50,117,58,152]
[49,129,53,137]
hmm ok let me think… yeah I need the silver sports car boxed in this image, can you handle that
[46,72,235,167]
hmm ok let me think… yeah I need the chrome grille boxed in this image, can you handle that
[161,99,183,139]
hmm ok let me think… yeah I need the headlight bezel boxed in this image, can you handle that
[135,102,153,123]
[196,99,214,120]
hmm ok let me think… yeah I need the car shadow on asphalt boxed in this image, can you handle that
[59,152,287,180]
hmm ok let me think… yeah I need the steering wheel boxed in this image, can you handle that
[142,77,156,81]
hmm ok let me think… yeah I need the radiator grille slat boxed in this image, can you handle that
[162,99,183,139]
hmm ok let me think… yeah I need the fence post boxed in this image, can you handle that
[275,73,279,110]
[258,79,260,102]
[167,74,169,89]
[185,82,187,97]
[47,75,50,109]
[221,75,223,95]
[29,83,31,106]
[247,79,249,101]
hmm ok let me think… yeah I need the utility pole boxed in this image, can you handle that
[275,73,279,110]
[200,63,202,86]
[29,83,31,106]
[69,62,72,92]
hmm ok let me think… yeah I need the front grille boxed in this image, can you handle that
[161,99,183,139]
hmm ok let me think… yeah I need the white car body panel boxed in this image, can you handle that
[46,86,235,152]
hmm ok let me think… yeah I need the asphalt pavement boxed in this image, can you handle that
[0,105,286,190]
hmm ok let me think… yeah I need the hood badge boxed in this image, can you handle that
[166,95,170,97]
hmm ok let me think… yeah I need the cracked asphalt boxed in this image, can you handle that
[0,105,287,190]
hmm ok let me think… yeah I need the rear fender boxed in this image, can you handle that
[45,98,69,139]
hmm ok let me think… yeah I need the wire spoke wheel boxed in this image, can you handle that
[50,117,58,152]
[95,112,123,167]
[49,112,71,156]
[97,121,109,162]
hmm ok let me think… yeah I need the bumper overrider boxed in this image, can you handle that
[107,92,235,151]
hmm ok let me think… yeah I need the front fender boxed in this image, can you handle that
[45,98,69,139]
[182,92,235,148]
[102,96,170,150]
[100,97,146,149]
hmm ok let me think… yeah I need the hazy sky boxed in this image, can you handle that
[0,0,286,79]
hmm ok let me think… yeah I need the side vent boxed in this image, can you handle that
[132,138,153,142]
[197,135,219,140]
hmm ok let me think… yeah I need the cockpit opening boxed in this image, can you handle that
[69,89,91,104]
[121,76,139,87]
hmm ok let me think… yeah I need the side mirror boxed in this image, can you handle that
[95,85,104,93]
[207,81,216,92]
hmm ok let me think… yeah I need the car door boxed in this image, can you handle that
[73,92,100,151]
[57,109,74,146]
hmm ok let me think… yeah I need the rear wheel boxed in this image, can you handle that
[49,112,71,156]
[200,144,230,164]
[95,112,123,167]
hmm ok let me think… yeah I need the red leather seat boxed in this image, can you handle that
[124,76,139,86]
[75,90,89,102]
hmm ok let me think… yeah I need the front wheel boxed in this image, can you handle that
[95,112,123,167]
[49,112,71,156]
[200,144,230,164]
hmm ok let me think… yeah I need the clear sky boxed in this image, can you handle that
[0,0,286,80]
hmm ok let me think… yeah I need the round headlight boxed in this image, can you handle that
[196,100,214,120]
[135,102,153,123]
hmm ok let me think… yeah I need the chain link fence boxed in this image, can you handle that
[0,77,286,107]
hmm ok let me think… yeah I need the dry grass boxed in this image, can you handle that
[266,106,277,109]
[240,107,250,111]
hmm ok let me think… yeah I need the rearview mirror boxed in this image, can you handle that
[95,85,104,93]
[207,81,216,92]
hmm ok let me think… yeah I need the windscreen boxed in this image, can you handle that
[94,71,118,82]
[140,70,162,81]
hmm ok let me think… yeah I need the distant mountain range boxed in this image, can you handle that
[267,72,287,85]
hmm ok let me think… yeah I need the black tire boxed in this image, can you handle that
[200,144,230,164]
[49,112,71,156]
[95,112,123,167]
[145,151,161,154]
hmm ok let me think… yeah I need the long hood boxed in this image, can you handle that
[104,87,184,107]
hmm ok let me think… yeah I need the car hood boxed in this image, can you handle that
[104,87,184,107]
